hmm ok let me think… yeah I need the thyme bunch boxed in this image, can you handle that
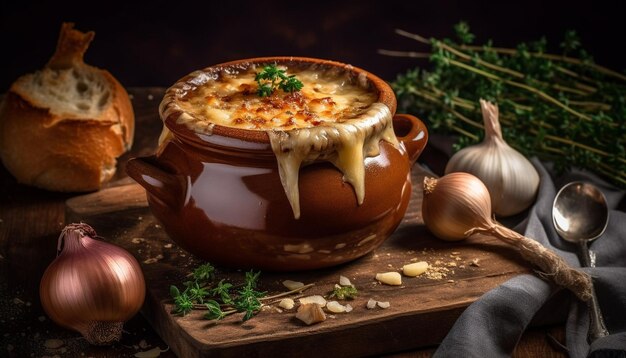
[169,263,313,322]
[381,23,626,188]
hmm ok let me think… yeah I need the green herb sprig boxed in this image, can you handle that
[329,284,358,300]
[169,263,314,322]
[380,22,626,188]
[255,64,304,97]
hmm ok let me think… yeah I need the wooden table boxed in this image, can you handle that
[0,88,568,357]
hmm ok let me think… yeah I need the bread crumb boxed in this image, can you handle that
[447,280,455,283]
[470,259,481,267]
[44,339,64,349]
[143,255,163,264]
[424,263,450,280]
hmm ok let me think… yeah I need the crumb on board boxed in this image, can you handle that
[143,254,164,264]
[425,263,450,280]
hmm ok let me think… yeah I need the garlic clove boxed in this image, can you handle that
[402,261,428,277]
[278,298,295,310]
[326,301,347,313]
[377,301,391,309]
[375,272,402,285]
[299,295,327,307]
[282,280,305,291]
[296,303,326,325]
[339,275,352,286]
[366,298,377,309]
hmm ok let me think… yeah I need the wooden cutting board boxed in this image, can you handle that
[65,88,529,357]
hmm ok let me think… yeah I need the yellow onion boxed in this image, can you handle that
[40,223,145,345]
[422,173,492,241]
[421,172,592,302]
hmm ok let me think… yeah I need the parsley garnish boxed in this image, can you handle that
[255,64,304,97]
[329,284,358,300]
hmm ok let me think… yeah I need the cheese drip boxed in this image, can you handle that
[268,102,398,219]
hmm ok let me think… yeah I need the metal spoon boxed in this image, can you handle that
[552,181,609,342]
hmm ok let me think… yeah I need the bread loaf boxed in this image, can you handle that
[0,23,134,192]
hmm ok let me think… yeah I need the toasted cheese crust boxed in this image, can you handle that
[177,65,378,130]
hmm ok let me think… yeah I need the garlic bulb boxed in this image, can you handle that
[40,223,145,345]
[445,99,540,216]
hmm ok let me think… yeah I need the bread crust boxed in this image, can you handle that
[0,90,132,191]
[0,23,134,192]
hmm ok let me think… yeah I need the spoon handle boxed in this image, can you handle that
[579,241,592,267]
[587,289,609,342]
[579,241,610,342]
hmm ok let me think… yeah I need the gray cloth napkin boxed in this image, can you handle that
[434,159,626,357]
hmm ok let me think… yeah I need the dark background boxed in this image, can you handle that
[1,0,624,90]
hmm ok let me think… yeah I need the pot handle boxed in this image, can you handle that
[126,156,189,210]
[393,113,428,164]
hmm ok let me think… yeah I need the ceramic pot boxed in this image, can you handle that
[126,57,428,271]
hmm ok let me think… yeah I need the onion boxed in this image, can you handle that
[40,223,146,345]
[422,173,592,301]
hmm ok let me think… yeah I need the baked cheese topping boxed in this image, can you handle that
[161,62,398,219]
[176,65,378,130]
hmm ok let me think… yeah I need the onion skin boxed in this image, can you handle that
[422,173,492,241]
[421,173,592,302]
[40,223,145,345]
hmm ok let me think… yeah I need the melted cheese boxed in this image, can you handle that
[268,103,397,218]
[177,66,378,130]
[160,63,398,219]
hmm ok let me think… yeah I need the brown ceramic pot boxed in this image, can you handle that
[126,57,428,271]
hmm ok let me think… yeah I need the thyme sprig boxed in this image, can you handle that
[381,22,626,188]
[169,263,313,322]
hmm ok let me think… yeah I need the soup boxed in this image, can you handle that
[162,62,399,219]
[177,64,379,130]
